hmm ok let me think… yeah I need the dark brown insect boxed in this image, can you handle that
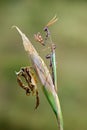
[16,66,39,109]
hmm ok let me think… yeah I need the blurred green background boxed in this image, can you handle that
[0,0,87,130]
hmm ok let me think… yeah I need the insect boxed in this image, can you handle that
[34,32,45,46]
[16,66,39,109]
[34,16,58,45]
[44,15,58,40]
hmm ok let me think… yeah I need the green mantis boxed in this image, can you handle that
[34,15,58,91]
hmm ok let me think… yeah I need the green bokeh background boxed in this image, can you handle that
[0,0,87,130]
